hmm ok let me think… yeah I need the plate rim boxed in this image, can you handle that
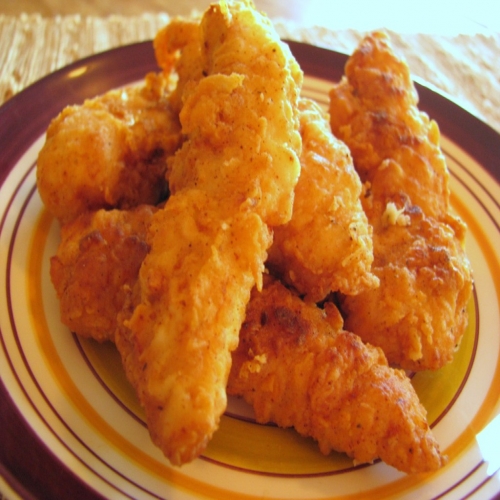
[1,39,500,500]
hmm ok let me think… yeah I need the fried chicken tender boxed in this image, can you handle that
[329,31,473,371]
[37,72,181,224]
[153,18,203,115]
[228,278,446,474]
[329,33,449,218]
[116,0,303,466]
[341,204,472,371]
[267,98,378,301]
[50,205,156,342]
[166,7,303,224]
[117,192,271,465]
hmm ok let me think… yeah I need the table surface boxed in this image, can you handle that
[3,0,500,34]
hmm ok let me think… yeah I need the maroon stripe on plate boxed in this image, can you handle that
[5,164,155,498]
[463,466,500,500]
[0,164,110,500]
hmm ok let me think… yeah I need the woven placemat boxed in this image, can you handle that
[1,13,499,133]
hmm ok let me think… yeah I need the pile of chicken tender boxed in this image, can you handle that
[36,0,472,474]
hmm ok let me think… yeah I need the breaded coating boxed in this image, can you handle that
[341,204,472,370]
[116,0,302,466]
[167,4,303,225]
[37,72,181,224]
[228,278,447,474]
[267,98,378,302]
[329,33,449,219]
[153,18,203,115]
[50,205,156,342]
[118,191,271,465]
[329,31,473,371]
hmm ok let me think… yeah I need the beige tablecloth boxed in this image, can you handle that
[0,13,499,134]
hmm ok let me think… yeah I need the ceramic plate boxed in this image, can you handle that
[1,40,500,500]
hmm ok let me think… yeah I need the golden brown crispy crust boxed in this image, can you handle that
[341,205,472,371]
[153,18,203,115]
[117,192,271,465]
[37,72,181,224]
[50,205,157,342]
[329,33,448,215]
[115,0,303,466]
[268,98,378,301]
[228,278,447,474]
[329,32,450,222]
[329,31,473,371]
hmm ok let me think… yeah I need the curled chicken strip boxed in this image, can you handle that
[228,278,447,474]
[50,205,157,343]
[116,0,302,465]
[268,98,378,302]
[37,73,180,224]
[153,17,203,115]
[329,31,473,371]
